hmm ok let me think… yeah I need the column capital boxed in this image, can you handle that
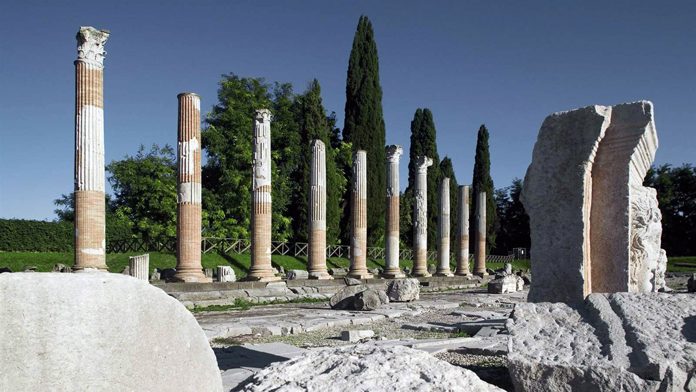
[254,108,272,122]
[76,26,109,68]
[311,139,325,152]
[415,155,433,173]
[385,145,403,162]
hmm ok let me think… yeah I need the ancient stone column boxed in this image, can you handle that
[435,178,454,276]
[382,145,405,279]
[74,26,109,271]
[412,156,433,277]
[173,93,210,282]
[455,185,471,276]
[474,191,488,277]
[247,109,279,281]
[308,140,332,280]
[347,150,373,279]
[128,254,149,281]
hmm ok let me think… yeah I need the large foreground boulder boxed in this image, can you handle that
[0,273,223,392]
[330,285,388,311]
[236,343,502,391]
[386,278,420,302]
[507,293,696,391]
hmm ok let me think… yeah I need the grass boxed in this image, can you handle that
[666,256,696,273]
[191,296,328,313]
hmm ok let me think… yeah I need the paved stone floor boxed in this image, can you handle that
[196,287,528,391]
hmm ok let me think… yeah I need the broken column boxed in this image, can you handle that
[247,109,279,281]
[473,191,487,277]
[411,156,433,277]
[435,178,454,276]
[217,266,236,282]
[128,254,149,281]
[347,150,373,279]
[173,93,209,282]
[308,140,331,280]
[382,145,405,279]
[73,26,109,271]
[521,101,662,304]
[455,185,471,276]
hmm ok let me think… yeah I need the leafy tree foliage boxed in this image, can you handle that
[106,144,178,242]
[471,124,497,253]
[644,164,696,256]
[343,15,387,246]
[403,108,441,249]
[439,157,459,245]
[494,178,529,254]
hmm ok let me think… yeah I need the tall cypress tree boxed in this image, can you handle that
[343,15,387,246]
[291,80,345,244]
[439,157,459,247]
[471,124,497,253]
[403,108,441,250]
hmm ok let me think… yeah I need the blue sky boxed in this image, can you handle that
[1,0,694,220]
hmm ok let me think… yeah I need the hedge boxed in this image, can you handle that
[0,218,134,252]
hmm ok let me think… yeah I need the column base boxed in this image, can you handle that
[454,270,472,277]
[72,267,108,273]
[474,271,489,277]
[242,275,281,282]
[170,270,212,283]
[308,271,333,280]
[381,270,406,279]
[434,271,454,277]
[411,271,432,277]
[346,272,374,280]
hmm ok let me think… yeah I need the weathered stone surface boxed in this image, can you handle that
[386,278,420,302]
[329,284,368,309]
[329,267,347,276]
[487,275,519,294]
[344,277,362,286]
[0,273,222,391]
[52,263,72,273]
[340,330,374,342]
[354,289,384,311]
[217,266,236,282]
[688,274,696,293]
[237,344,503,391]
[286,269,309,280]
[522,101,661,304]
[507,292,696,391]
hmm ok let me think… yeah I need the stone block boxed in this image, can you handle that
[340,330,374,342]
[286,269,309,280]
[217,266,236,282]
[487,275,518,294]
[386,278,420,302]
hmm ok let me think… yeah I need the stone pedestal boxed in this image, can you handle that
[435,178,454,276]
[347,150,373,279]
[308,140,332,280]
[217,266,236,282]
[129,254,149,281]
[412,156,433,277]
[474,191,488,277]
[382,145,405,279]
[246,109,280,281]
[74,26,109,272]
[173,93,210,283]
[455,185,471,276]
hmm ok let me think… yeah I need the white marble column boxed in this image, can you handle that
[74,26,109,271]
[455,185,471,276]
[308,140,332,279]
[347,150,373,279]
[435,178,453,276]
[412,156,433,277]
[128,254,149,281]
[382,145,405,279]
[474,191,488,276]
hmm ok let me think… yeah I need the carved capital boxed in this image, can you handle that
[255,109,272,123]
[385,145,403,163]
[311,139,325,153]
[415,155,433,173]
[76,26,109,67]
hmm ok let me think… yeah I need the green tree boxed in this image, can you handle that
[439,157,459,245]
[106,144,177,242]
[343,15,387,246]
[403,108,441,249]
[494,178,529,254]
[290,79,347,244]
[471,124,497,253]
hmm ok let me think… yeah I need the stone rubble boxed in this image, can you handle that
[340,330,375,342]
[386,278,421,302]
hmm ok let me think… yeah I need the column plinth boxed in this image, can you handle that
[308,140,332,280]
[74,26,109,272]
[173,93,210,283]
[455,185,471,276]
[474,191,488,277]
[246,109,280,281]
[382,145,405,279]
[412,156,433,277]
[435,178,453,277]
[347,150,373,279]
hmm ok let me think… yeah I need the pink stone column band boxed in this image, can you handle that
[474,191,488,276]
[308,140,331,279]
[435,177,453,276]
[382,145,405,278]
[74,26,109,271]
[455,185,471,276]
[347,150,372,279]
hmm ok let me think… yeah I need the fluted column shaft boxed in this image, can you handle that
[455,185,471,276]
[474,191,488,276]
[129,254,149,281]
[412,156,433,277]
[173,93,209,282]
[74,26,109,271]
[347,150,372,279]
[435,178,453,276]
[383,145,405,278]
[247,109,279,281]
[308,140,331,279]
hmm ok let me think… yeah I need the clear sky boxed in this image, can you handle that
[1,0,694,220]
